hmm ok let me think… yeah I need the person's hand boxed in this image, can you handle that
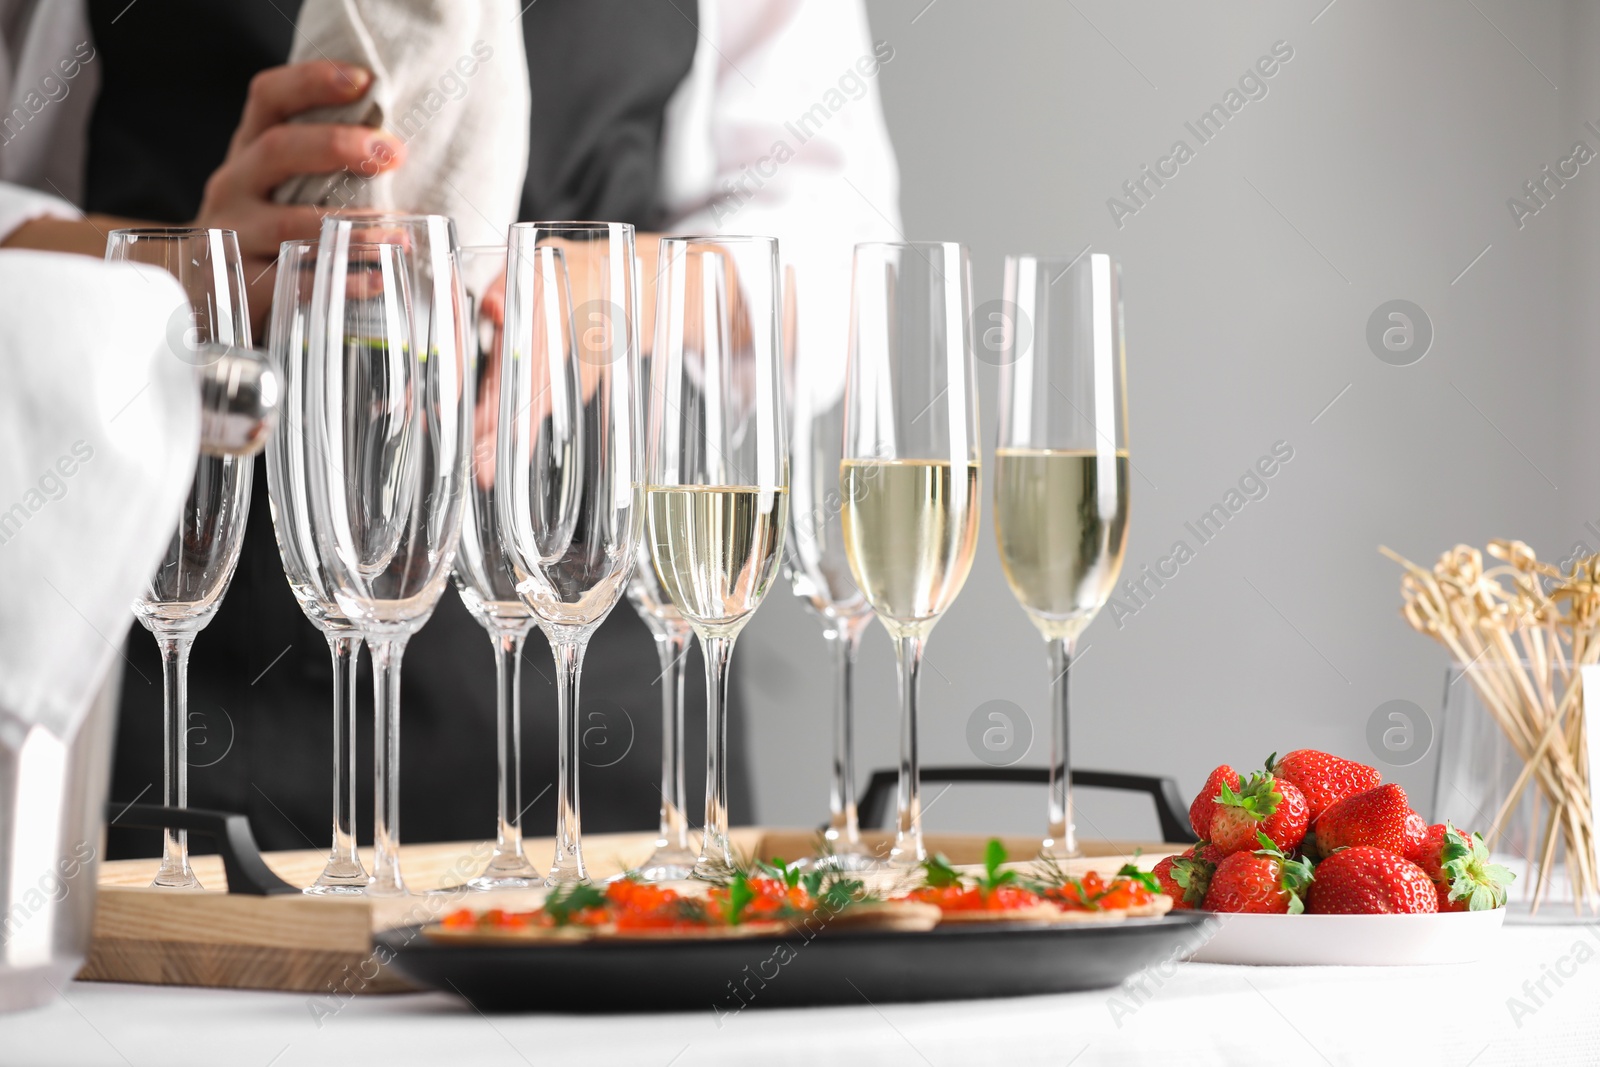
[195,60,406,332]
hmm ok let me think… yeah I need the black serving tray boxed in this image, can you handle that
[377,911,1214,1013]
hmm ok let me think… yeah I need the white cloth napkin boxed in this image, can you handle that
[0,251,198,742]
[273,0,531,247]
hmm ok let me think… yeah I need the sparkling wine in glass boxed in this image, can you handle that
[994,253,1129,858]
[264,238,368,893]
[303,214,472,896]
[107,227,254,890]
[646,236,788,878]
[841,241,980,867]
[452,244,545,890]
[496,223,641,886]
[783,266,876,869]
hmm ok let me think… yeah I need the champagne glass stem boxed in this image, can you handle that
[489,622,534,871]
[547,631,589,885]
[890,632,927,867]
[824,616,868,854]
[1045,635,1080,857]
[368,634,409,896]
[311,632,367,889]
[654,628,691,853]
[152,630,198,889]
[693,633,736,878]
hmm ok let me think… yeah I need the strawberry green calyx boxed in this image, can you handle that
[1253,830,1314,915]
[1217,772,1283,821]
[1441,824,1515,911]
[1168,859,1210,905]
[1170,853,1215,906]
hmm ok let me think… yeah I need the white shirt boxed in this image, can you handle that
[0,0,902,400]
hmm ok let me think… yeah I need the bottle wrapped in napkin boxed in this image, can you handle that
[272,0,531,246]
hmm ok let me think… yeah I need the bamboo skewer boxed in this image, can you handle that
[1382,541,1600,914]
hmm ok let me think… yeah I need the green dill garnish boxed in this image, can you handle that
[920,852,965,889]
[724,872,756,925]
[1115,862,1161,894]
[541,883,606,926]
[976,839,1017,895]
[757,856,804,889]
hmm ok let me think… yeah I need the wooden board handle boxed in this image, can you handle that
[104,802,302,895]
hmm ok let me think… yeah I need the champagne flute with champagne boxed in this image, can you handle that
[646,236,788,878]
[994,253,1129,858]
[841,242,981,867]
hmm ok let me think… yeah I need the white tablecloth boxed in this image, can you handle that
[11,926,1599,1066]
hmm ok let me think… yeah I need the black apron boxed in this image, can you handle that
[85,0,751,858]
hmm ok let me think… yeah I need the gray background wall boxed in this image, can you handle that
[738,0,1596,841]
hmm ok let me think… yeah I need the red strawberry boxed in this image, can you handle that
[1312,784,1414,857]
[1152,856,1192,909]
[1210,772,1309,855]
[1409,823,1515,912]
[1189,765,1241,840]
[1306,846,1438,914]
[1407,823,1451,879]
[1270,749,1381,821]
[1165,843,1222,906]
[1404,809,1428,855]
[1203,834,1314,914]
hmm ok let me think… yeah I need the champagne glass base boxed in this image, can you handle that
[150,869,203,890]
[465,874,543,891]
[365,877,409,898]
[308,857,370,895]
[467,853,544,891]
[804,847,883,873]
[545,870,590,888]
[545,839,590,887]
[630,846,699,882]
[1039,838,1082,860]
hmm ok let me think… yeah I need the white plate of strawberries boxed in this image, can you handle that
[1151,749,1514,966]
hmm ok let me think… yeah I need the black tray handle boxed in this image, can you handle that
[104,802,302,896]
[856,767,1194,843]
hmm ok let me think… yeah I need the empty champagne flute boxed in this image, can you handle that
[452,244,544,890]
[784,267,876,869]
[264,238,368,893]
[303,214,472,896]
[646,236,788,878]
[625,542,698,881]
[496,223,640,886]
[627,310,699,884]
[107,227,254,890]
[995,253,1129,858]
[841,241,980,867]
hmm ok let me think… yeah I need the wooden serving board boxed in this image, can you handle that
[81,829,1182,995]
